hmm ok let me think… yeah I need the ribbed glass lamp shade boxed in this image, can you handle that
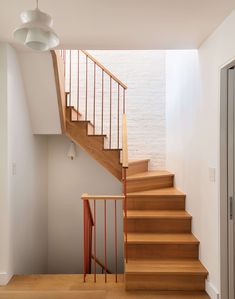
[13,8,59,51]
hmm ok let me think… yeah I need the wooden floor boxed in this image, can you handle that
[0,275,210,298]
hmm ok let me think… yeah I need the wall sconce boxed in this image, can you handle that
[67,141,77,160]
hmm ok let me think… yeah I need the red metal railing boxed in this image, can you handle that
[82,194,124,283]
[59,50,127,149]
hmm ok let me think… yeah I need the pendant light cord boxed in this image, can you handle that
[36,0,39,9]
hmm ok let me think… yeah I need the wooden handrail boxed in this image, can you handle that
[122,114,128,168]
[82,193,124,200]
[91,255,111,274]
[81,50,128,90]
[51,50,66,133]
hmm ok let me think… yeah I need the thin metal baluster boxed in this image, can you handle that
[101,70,104,135]
[64,50,66,78]
[104,200,107,283]
[93,62,96,134]
[69,50,72,107]
[110,77,112,148]
[85,55,88,120]
[123,88,126,114]
[114,200,118,283]
[117,84,120,149]
[94,200,96,282]
[77,50,80,120]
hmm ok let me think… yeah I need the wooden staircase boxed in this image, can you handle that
[125,160,208,292]
[51,50,209,297]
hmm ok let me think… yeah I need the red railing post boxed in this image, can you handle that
[93,200,96,282]
[83,200,87,282]
[123,168,128,263]
[114,200,118,282]
[104,200,107,282]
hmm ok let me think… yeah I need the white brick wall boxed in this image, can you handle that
[68,50,166,170]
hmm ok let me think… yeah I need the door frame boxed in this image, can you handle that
[220,60,235,299]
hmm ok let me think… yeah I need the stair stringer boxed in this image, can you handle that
[65,107,122,180]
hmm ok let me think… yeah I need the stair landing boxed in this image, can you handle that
[0,274,210,298]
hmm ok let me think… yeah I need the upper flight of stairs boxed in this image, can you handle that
[125,159,208,293]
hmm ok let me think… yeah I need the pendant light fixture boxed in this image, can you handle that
[13,0,59,51]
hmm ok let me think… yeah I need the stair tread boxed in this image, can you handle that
[129,159,150,165]
[127,170,174,181]
[126,210,191,219]
[127,187,185,197]
[127,233,199,244]
[125,259,208,275]
[71,120,94,127]
[66,106,82,117]
[88,134,107,137]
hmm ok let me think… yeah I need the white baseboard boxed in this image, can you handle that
[0,272,13,285]
[206,279,220,299]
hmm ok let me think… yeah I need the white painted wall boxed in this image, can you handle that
[19,52,61,134]
[69,50,166,169]
[0,44,48,284]
[166,9,235,298]
[47,135,122,273]
[0,43,11,285]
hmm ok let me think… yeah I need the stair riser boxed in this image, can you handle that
[127,161,149,176]
[127,197,185,210]
[127,244,199,259]
[67,123,122,180]
[127,176,174,192]
[126,218,191,233]
[125,274,206,291]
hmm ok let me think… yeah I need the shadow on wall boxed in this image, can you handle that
[47,135,123,274]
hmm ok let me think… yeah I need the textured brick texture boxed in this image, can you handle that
[68,50,166,170]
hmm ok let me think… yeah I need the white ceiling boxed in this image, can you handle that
[0,0,235,50]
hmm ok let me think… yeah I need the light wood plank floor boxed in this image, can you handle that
[0,274,211,299]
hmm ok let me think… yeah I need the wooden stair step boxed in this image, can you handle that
[126,233,199,259]
[127,171,174,192]
[127,159,150,176]
[125,259,208,275]
[127,170,174,180]
[127,233,199,245]
[71,120,94,135]
[126,210,192,233]
[125,260,208,291]
[127,187,185,198]
[70,106,82,120]
[127,188,186,210]
[126,210,191,219]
